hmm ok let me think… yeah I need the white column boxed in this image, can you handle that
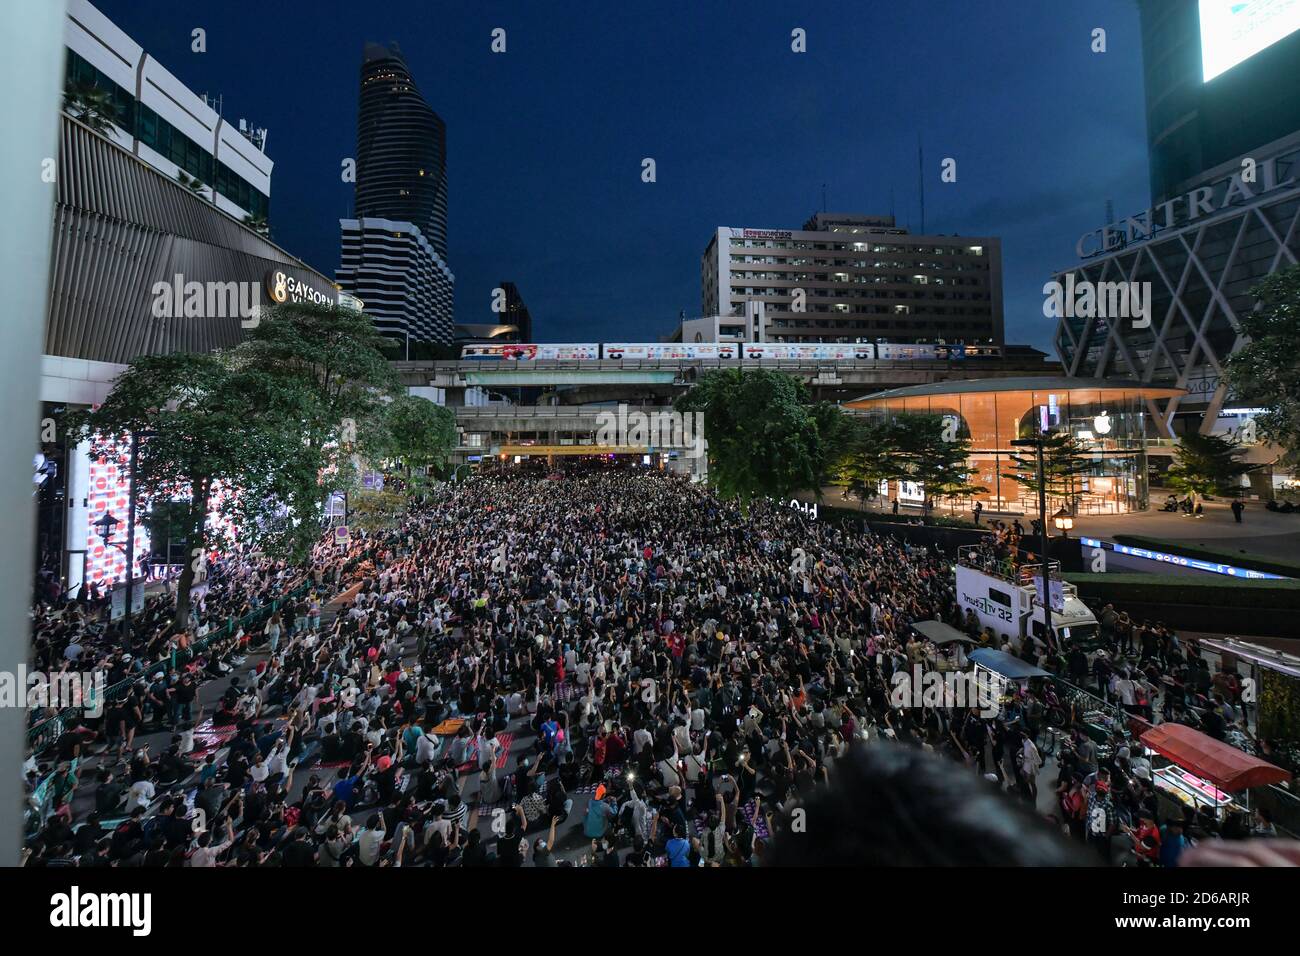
[64,439,91,596]
[0,0,65,866]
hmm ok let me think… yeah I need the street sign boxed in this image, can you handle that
[109,579,145,621]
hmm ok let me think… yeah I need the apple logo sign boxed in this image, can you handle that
[1093,411,1112,435]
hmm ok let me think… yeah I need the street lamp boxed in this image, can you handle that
[92,510,131,620]
[1053,507,1074,537]
[1010,435,1054,649]
[92,511,120,547]
[93,430,155,632]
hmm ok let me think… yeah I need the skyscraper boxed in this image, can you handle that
[338,42,454,348]
[497,281,532,342]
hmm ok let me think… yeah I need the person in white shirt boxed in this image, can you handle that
[1019,733,1043,799]
[125,775,156,813]
[191,819,235,867]
[267,742,290,779]
[657,756,683,790]
[357,815,385,866]
[249,756,270,787]
[1113,673,1138,710]
[415,732,439,766]
[672,721,692,755]
[682,744,707,785]
[633,726,654,755]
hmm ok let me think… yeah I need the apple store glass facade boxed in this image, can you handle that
[850,381,1182,515]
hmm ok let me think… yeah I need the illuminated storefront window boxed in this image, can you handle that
[848,379,1184,515]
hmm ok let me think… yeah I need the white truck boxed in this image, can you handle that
[954,546,1100,649]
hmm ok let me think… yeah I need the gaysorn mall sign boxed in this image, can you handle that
[264,269,335,308]
[1075,156,1297,259]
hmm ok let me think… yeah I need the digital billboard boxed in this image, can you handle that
[1200,0,1300,81]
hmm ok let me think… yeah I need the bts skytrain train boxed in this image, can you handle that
[460,342,1002,361]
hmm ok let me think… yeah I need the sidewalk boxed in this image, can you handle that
[1070,500,1300,563]
[814,486,1300,563]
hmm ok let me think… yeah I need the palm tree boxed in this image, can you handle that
[175,170,211,200]
[63,81,119,135]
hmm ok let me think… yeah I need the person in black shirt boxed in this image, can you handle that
[496,808,525,867]
[281,827,318,866]
[461,828,488,866]
[110,808,146,861]
[94,768,126,815]
[225,751,249,789]
[74,813,108,854]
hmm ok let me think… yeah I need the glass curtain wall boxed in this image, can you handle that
[861,387,1150,515]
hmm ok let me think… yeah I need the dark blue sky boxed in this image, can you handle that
[97,0,1151,352]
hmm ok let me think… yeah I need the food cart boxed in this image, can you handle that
[1139,723,1291,821]
[911,620,976,672]
[967,648,1051,716]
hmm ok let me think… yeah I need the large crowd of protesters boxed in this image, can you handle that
[18,465,1296,867]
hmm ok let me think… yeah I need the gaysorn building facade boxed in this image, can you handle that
[41,114,341,600]
[41,3,342,598]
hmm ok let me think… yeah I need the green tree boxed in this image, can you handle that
[63,81,119,135]
[809,400,854,490]
[230,301,400,518]
[1224,265,1300,465]
[64,353,305,629]
[833,418,895,508]
[887,413,986,512]
[675,367,846,510]
[1166,432,1257,502]
[1001,429,1089,512]
[348,488,409,534]
[373,394,458,488]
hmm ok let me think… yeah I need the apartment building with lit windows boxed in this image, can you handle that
[701,213,1003,345]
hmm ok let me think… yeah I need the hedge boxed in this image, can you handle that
[1063,572,1300,611]
[818,503,982,530]
[1111,534,1300,579]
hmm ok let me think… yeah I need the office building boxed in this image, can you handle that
[702,213,1003,346]
[496,282,532,342]
[63,0,271,222]
[338,217,453,349]
[1140,0,1300,204]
